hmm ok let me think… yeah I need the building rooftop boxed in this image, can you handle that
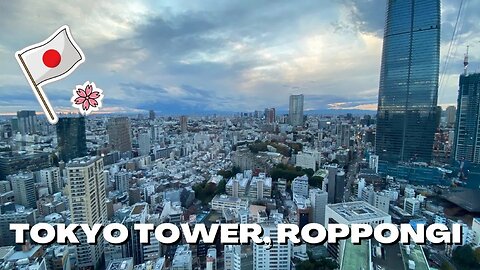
[399,243,430,270]
[340,239,370,270]
[293,194,310,209]
[250,175,272,188]
[106,258,134,270]
[313,169,329,178]
[172,245,192,267]
[7,245,42,262]
[133,257,165,270]
[226,176,249,188]
[66,156,101,167]
[328,201,390,222]
[213,194,243,203]
[0,246,14,261]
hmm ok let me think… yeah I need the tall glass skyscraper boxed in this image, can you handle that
[453,73,480,163]
[56,116,87,162]
[289,94,304,126]
[376,0,440,164]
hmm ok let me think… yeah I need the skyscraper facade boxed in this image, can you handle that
[67,156,107,269]
[56,116,87,162]
[289,94,304,126]
[253,222,291,270]
[180,115,188,133]
[264,108,276,124]
[445,105,456,127]
[8,172,36,208]
[376,0,440,164]
[309,188,328,225]
[149,110,156,120]
[107,117,132,153]
[453,73,480,163]
[16,110,36,135]
[138,132,151,156]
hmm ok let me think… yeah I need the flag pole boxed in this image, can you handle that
[17,53,57,123]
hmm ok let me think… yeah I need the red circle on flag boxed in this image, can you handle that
[42,49,61,68]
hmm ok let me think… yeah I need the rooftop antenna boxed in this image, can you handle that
[464,45,469,75]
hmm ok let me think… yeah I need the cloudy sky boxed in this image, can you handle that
[0,0,479,116]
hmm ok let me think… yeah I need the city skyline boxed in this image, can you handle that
[0,0,479,116]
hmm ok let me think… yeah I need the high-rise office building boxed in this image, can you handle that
[180,116,188,133]
[224,245,253,270]
[309,188,328,225]
[292,175,309,198]
[107,117,132,153]
[40,167,62,194]
[16,110,36,135]
[149,110,156,120]
[0,203,37,246]
[445,105,456,127]
[289,94,304,126]
[376,0,441,164]
[253,222,291,270]
[114,170,131,192]
[67,156,107,269]
[138,132,151,156]
[453,74,480,163]
[325,165,345,204]
[123,203,148,265]
[264,108,276,124]
[56,117,87,162]
[8,172,36,208]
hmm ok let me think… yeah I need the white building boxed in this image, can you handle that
[361,184,374,205]
[226,173,250,198]
[40,167,61,194]
[295,152,317,170]
[206,248,217,270]
[67,156,107,269]
[224,245,246,270]
[373,191,390,214]
[253,221,291,270]
[138,132,151,156]
[325,201,391,263]
[211,195,248,211]
[356,178,366,199]
[404,198,421,216]
[114,170,130,192]
[309,188,328,225]
[369,154,379,173]
[248,173,272,199]
[292,175,309,198]
[404,187,415,198]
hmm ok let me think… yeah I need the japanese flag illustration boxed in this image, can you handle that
[15,25,85,124]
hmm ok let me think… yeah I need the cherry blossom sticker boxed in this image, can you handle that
[71,81,104,115]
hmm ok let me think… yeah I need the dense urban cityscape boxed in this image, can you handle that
[1,0,480,270]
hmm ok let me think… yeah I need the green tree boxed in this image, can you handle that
[452,245,479,269]
[475,247,480,264]
[440,262,455,270]
[309,176,324,188]
[216,179,227,195]
[295,261,316,270]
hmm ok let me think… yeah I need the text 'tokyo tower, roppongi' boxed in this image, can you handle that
[376,0,440,164]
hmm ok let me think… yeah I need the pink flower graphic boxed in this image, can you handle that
[73,84,101,111]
